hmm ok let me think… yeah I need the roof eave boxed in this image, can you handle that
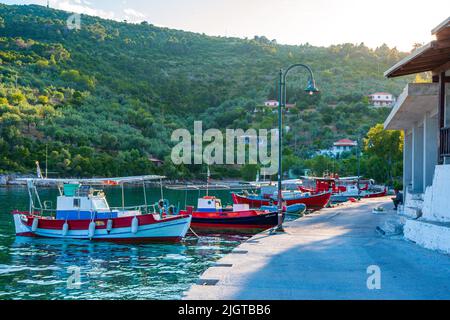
[431,17,450,35]
[384,42,432,78]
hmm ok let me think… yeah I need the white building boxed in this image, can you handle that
[264,100,279,107]
[318,139,358,158]
[384,17,450,253]
[368,92,396,107]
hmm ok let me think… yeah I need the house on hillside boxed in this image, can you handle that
[368,92,396,107]
[318,139,358,158]
[383,17,450,253]
[259,100,296,113]
[264,100,279,107]
[148,156,164,167]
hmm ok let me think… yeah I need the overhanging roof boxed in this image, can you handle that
[384,83,439,130]
[384,41,450,77]
[432,17,450,40]
[385,17,450,78]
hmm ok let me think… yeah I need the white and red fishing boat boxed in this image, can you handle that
[12,176,191,243]
[231,185,331,210]
[179,196,281,234]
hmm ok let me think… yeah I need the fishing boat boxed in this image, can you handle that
[179,196,281,234]
[261,203,307,215]
[12,176,192,243]
[231,185,331,210]
[299,176,387,203]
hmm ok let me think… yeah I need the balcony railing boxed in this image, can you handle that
[440,127,450,158]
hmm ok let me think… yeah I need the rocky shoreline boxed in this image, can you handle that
[0,174,31,186]
[0,174,247,188]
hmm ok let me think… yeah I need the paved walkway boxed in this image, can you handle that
[184,198,450,300]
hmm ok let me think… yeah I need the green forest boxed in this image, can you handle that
[0,4,409,183]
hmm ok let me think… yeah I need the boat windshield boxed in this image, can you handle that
[92,197,109,211]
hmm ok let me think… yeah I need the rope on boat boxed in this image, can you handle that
[189,227,200,238]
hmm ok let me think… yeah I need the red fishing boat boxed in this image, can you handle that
[179,196,281,234]
[299,176,387,203]
[231,185,331,210]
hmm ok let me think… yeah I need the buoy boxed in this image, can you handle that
[31,217,39,232]
[62,222,69,236]
[131,216,139,234]
[106,219,113,233]
[88,221,96,239]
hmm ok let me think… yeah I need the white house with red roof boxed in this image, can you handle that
[318,139,358,158]
[368,92,396,107]
[332,139,358,156]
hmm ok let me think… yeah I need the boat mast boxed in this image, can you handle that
[27,180,34,214]
[142,180,148,213]
[206,165,210,197]
[45,143,48,179]
[121,182,125,212]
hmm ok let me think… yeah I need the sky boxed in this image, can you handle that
[2,0,449,51]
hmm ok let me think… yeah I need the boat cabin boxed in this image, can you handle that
[196,196,250,213]
[21,175,165,221]
[56,183,118,220]
[197,196,223,212]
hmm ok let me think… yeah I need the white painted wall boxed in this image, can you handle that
[422,165,450,223]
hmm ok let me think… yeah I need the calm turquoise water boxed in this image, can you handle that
[0,186,256,300]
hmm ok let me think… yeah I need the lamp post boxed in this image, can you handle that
[275,64,319,232]
[357,136,361,201]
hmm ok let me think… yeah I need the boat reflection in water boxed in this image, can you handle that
[5,232,248,300]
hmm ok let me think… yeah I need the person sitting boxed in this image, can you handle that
[392,190,404,210]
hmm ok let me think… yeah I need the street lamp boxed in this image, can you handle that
[274,64,319,232]
[357,136,361,201]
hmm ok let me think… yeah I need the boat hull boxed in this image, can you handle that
[261,203,307,215]
[12,211,191,243]
[231,192,331,210]
[183,210,281,234]
[331,190,387,203]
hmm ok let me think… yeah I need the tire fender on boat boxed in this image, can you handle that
[31,217,39,232]
[62,222,69,236]
[106,219,113,233]
[88,221,96,239]
[131,216,139,234]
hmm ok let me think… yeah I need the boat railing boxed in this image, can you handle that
[110,204,159,215]
[31,206,57,217]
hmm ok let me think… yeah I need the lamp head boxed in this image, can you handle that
[305,77,320,95]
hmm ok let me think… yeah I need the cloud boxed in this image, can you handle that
[52,0,116,20]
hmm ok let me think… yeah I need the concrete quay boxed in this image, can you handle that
[184,197,450,300]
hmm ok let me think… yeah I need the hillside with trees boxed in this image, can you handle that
[0,4,410,181]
